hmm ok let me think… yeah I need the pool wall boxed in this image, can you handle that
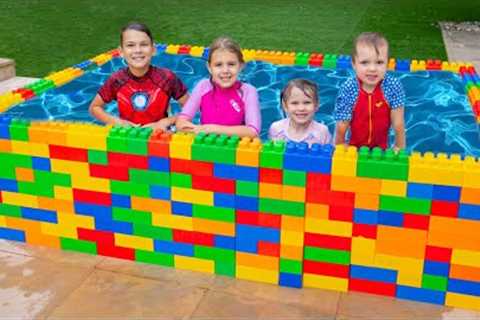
[0,45,479,311]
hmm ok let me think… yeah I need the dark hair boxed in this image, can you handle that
[120,22,154,46]
[352,32,389,62]
[208,36,244,64]
[280,79,319,106]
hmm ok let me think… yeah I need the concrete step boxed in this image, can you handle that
[0,58,16,82]
[0,76,39,95]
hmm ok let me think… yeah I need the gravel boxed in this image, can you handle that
[441,21,480,33]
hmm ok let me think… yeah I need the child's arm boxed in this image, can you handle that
[89,94,136,126]
[194,124,257,138]
[143,93,190,131]
[391,107,405,151]
[334,121,350,145]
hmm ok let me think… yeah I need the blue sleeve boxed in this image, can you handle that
[333,77,358,121]
[383,74,405,109]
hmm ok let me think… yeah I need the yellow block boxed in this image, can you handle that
[169,133,193,160]
[54,186,73,201]
[445,292,480,311]
[115,233,154,251]
[51,159,89,176]
[281,230,304,246]
[280,244,304,260]
[175,255,215,274]
[236,137,261,167]
[41,221,77,238]
[305,217,352,237]
[151,212,193,231]
[131,196,170,214]
[282,185,305,202]
[463,156,480,189]
[451,249,480,268]
[37,197,74,213]
[0,216,6,227]
[171,187,213,206]
[72,175,110,193]
[66,125,108,150]
[2,191,38,208]
[193,218,235,236]
[351,237,376,266]
[332,145,357,177]
[408,152,463,186]
[305,203,329,219]
[380,179,407,196]
[259,182,282,200]
[374,254,423,287]
[237,252,278,269]
[281,216,304,232]
[303,273,349,292]
[41,211,94,238]
[10,141,49,157]
[236,265,278,284]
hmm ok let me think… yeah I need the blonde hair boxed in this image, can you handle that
[352,32,389,62]
[208,36,244,64]
[281,79,319,106]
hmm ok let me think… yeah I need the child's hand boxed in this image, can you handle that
[114,118,138,127]
[143,119,171,131]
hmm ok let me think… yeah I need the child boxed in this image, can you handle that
[89,22,189,130]
[334,32,405,151]
[269,79,331,145]
[176,36,261,138]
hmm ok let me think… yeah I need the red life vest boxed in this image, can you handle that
[349,80,391,149]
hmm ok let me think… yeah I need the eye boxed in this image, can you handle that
[228,62,237,67]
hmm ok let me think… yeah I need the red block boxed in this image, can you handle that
[426,59,441,70]
[403,213,430,230]
[236,210,258,226]
[259,168,283,184]
[97,243,135,260]
[475,101,480,116]
[425,245,452,263]
[108,152,148,169]
[0,191,2,203]
[352,223,377,239]
[306,173,331,190]
[73,189,112,206]
[308,53,324,66]
[257,241,280,257]
[49,145,88,162]
[89,164,130,181]
[259,212,282,229]
[192,175,235,193]
[349,278,396,297]
[303,260,349,278]
[173,230,214,247]
[178,45,191,54]
[77,227,114,245]
[306,188,329,203]
[306,190,355,207]
[431,200,459,218]
[13,88,35,99]
[148,131,171,157]
[329,205,354,222]
[304,233,351,251]
[171,159,213,176]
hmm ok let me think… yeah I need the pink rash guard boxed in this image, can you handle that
[178,79,261,135]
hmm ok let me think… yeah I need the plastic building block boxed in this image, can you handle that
[165,44,180,54]
[336,55,352,69]
[295,52,310,66]
[178,45,191,54]
[308,53,323,67]
[395,59,411,72]
[322,54,337,69]
[426,59,442,70]
[260,140,285,169]
[189,46,204,57]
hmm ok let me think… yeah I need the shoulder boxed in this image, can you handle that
[193,78,213,93]
[381,73,405,108]
[240,82,257,92]
[269,118,287,132]
[339,76,359,92]
[109,68,130,83]
[382,73,403,89]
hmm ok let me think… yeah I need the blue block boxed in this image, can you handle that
[283,142,310,171]
[350,265,397,283]
[154,239,194,256]
[213,163,237,180]
[214,235,236,250]
[235,237,258,253]
[397,285,445,305]
[424,260,450,277]
[236,224,280,243]
[0,227,25,242]
[395,59,411,72]
[353,209,378,225]
[458,204,480,221]
[336,55,352,69]
[21,207,57,223]
[171,201,192,217]
[407,183,433,199]
[74,202,112,219]
[0,116,11,139]
[111,194,131,208]
[0,178,18,192]
[95,218,133,235]
[156,43,167,52]
[148,156,170,172]
[279,273,302,288]
[448,278,480,296]
[214,193,235,208]
[307,144,334,173]
[235,195,259,211]
[432,185,461,201]
[31,157,51,171]
[378,210,404,227]
[150,185,171,200]
[234,165,258,182]
[202,47,210,59]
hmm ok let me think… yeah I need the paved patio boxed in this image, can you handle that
[0,239,479,319]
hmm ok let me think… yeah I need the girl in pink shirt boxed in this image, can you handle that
[176,37,261,138]
[269,79,331,145]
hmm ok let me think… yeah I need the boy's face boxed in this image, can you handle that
[120,29,155,74]
[352,42,388,92]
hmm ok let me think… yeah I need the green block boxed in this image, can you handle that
[422,274,448,291]
[110,180,150,197]
[107,126,129,153]
[322,54,338,69]
[136,249,174,267]
[35,170,71,187]
[133,223,172,241]
[280,258,303,274]
[304,246,350,265]
[357,147,409,181]
[9,118,30,141]
[113,207,152,225]
[195,246,235,277]
[193,204,235,222]
[171,173,192,188]
[295,52,310,65]
[60,238,97,255]
[0,165,16,179]
[0,152,32,168]
[236,181,258,197]
[379,195,431,215]
[0,203,22,217]
[126,127,152,155]
[192,133,239,164]
[259,198,304,217]
[129,169,170,186]
[283,170,306,187]
[18,181,54,197]
[260,140,285,169]
[88,149,108,164]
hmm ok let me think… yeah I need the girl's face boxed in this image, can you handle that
[352,43,388,92]
[207,49,243,88]
[120,29,155,75]
[283,87,318,126]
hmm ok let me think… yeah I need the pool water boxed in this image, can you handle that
[4,52,480,157]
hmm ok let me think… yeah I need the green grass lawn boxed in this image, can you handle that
[1,0,477,77]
